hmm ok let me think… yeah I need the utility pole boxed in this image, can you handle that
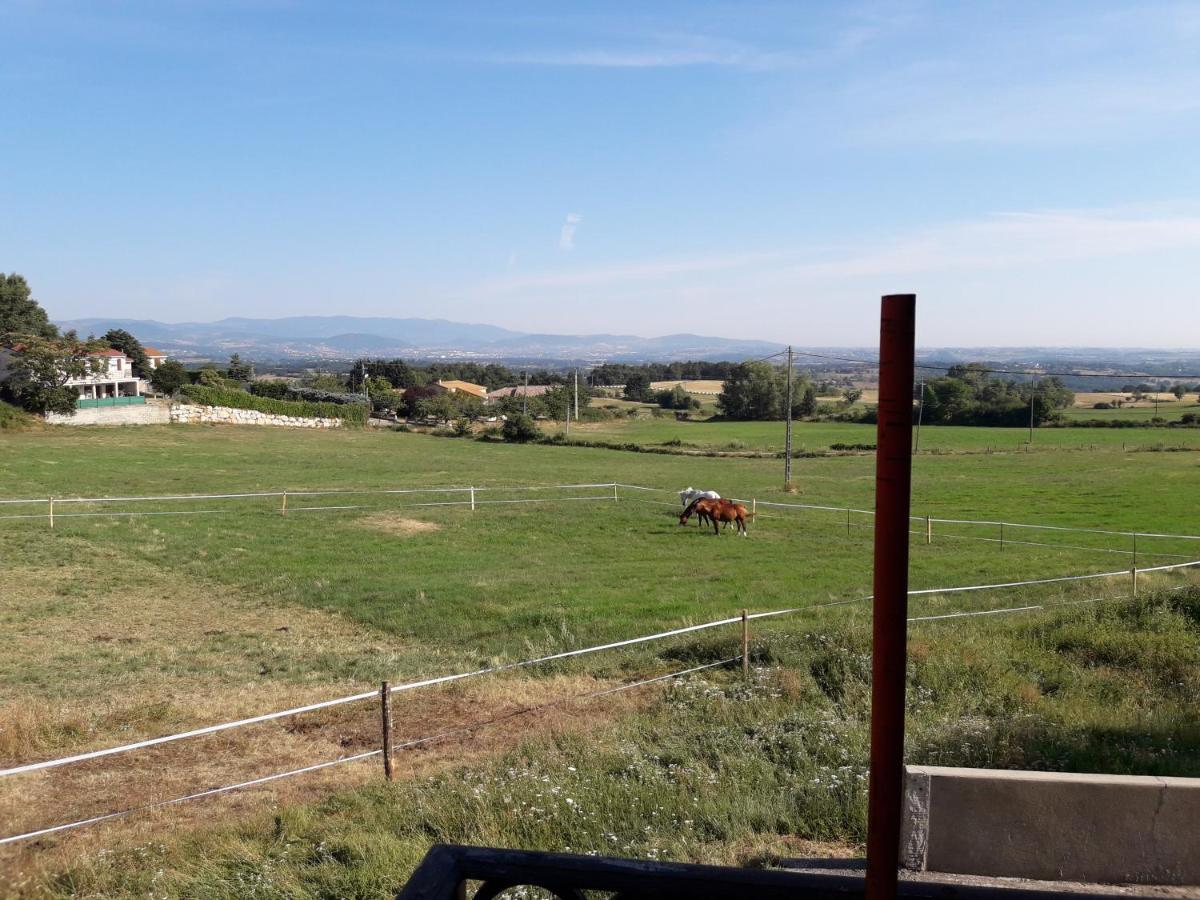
[1028,373,1037,445]
[574,367,579,421]
[914,381,926,452]
[784,346,794,485]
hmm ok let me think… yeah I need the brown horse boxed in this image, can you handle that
[678,496,714,528]
[682,497,750,536]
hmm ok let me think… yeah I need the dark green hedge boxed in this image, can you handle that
[180,385,368,425]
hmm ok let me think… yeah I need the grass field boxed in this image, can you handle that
[1,424,1198,896]
[565,414,1200,452]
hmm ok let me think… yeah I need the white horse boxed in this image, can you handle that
[679,486,721,508]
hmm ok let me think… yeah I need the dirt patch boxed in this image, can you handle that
[356,513,442,536]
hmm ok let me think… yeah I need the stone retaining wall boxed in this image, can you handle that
[168,404,342,428]
[902,764,1200,886]
[47,403,171,426]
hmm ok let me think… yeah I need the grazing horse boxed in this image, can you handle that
[679,496,715,529]
[682,498,751,536]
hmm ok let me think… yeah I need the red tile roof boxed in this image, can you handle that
[143,346,166,357]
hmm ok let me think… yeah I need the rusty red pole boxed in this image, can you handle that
[866,294,916,900]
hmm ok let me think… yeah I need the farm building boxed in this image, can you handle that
[432,379,488,400]
[486,384,553,402]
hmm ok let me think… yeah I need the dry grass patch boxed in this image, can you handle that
[0,555,417,763]
[0,672,642,889]
[355,513,442,536]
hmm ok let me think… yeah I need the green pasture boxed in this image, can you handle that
[2,425,1198,897]
[566,415,1200,452]
[2,425,1198,658]
[1060,400,1200,422]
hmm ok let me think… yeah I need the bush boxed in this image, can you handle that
[501,413,540,443]
[147,359,188,395]
[179,385,368,425]
[1093,402,1113,410]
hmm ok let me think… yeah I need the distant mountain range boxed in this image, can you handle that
[55,315,789,363]
[54,315,1200,377]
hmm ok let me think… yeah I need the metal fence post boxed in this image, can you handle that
[380,681,395,782]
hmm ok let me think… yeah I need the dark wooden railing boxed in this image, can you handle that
[396,845,1131,900]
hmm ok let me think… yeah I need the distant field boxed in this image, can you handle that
[566,415,1200,452]
[1065,391,1199,421]
[1,425,1197,894]
[650,379,724,395]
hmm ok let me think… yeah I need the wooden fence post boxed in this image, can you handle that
[925,515,932,544]
[741,609,749,680]
[469,486,476,511]
[846,507,852,537]
[281,491,288,516]
[380,681,395,782]
[1132,532,1138,568]
[999,522,1004,550]
[612,483,619,502]
[1131,567,1138,597]
[48,496,54,530]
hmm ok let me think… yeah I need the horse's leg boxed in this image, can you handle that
[712,516,720,536]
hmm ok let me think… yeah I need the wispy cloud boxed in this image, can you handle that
[558,212,582,251]
[484,33,793,71]
[487,207,1200,294]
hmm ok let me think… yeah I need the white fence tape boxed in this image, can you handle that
[0,659,737,847]
[10,556,1196,782]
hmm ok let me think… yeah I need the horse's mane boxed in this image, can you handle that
[681,497,703,517]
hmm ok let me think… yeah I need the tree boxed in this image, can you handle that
[0,274,57,340]
[623,373,653,402]
[198,366,228,387]
[1173,384,1187,400]
[502,413,540,442]
[149,359,188,395]
[716,362,781,420]
[842,387,863,408]
[102,329,149,377]
[0,335,102,414]
[794,384,818,417]
[227,354,254,382]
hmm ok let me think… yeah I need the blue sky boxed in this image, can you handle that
[2,1,1199,346]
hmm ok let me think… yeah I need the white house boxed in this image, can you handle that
[66,348,143,402]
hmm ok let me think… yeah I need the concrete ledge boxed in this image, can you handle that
[902,766,1200,887]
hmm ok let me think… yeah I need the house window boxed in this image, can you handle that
[116,358,122,371]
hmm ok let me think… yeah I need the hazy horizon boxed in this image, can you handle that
[5,2,1200,348]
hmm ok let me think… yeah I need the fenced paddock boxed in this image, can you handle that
[1,477,1197,851]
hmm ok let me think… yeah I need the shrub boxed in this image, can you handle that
[1092,402,1113,410]
[179,385,368,424]
[501,413,540,443]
